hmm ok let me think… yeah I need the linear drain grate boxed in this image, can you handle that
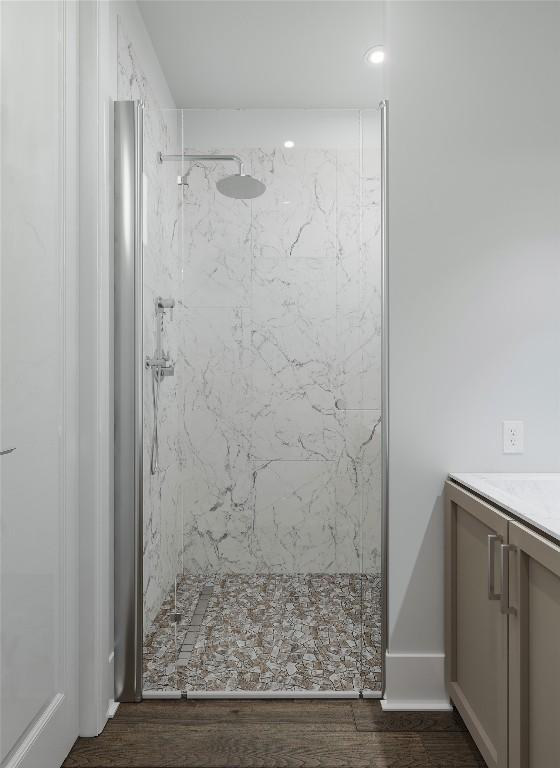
[176,584,213,667]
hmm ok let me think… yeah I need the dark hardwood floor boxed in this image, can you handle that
[63,699,485,767]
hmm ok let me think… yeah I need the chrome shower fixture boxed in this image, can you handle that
[146,297,175,475]
[157,296,175,313]
[158,151,266,200]
[145,296,175,378]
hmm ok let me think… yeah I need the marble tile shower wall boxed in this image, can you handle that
[117,18,184,631]
[179,126,381,575]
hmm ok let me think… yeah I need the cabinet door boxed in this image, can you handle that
[445,482,509,768]
[507,521,560,768]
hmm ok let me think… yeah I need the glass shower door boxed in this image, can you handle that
[172,109,384,695]
[137,103,384,696]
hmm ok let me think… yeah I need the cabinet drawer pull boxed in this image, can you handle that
[500,544,517,616]
[487,534,502,600]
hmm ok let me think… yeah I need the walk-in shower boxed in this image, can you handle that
[114,97,388,702]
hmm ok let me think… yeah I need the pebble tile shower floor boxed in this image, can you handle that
[143,573,382,694]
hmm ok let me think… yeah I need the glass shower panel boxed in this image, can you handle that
[139,105,383,696]
[141,106,185,693]
[358,108,383,695]
[171,109,382,694]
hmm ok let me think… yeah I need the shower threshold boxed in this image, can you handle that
[143,689,382,700]
[143,573,382,697]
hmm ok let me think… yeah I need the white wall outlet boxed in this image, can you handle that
[503,420,524,454]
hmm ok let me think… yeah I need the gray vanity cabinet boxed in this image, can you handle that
[445,481,560,768]
[507,521,560,768]
[445,481,509,768]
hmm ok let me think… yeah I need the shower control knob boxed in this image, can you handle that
[335,398,346,410]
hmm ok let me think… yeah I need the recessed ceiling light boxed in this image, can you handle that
[284,140,295,149]
[365,46,385,65]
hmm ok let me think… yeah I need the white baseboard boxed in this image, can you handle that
[4,693,66,768]
[381,698,452,711]
[106,700,119,719]
[382,651,451,711]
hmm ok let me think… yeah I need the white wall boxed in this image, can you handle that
[79,0,113,737]
[385,0,560,707]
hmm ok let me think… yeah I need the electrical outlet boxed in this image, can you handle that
[503,420,524,454]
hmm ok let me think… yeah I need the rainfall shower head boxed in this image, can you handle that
[159,151,267,200]
[216,173,266,200]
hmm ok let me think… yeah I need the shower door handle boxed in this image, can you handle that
[0,447,16,455]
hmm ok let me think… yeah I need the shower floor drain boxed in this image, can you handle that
[176,584,214,667]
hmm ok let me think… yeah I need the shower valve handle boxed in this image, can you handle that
[156,297,175,321]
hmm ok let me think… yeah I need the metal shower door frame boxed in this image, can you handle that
[379,99,389,698]
[112,99,389,702]
[114,100,144,702]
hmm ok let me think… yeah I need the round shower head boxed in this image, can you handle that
[216,173,266,200]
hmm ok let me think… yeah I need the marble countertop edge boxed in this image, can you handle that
[448,472,560,544]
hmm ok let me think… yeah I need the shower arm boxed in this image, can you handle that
[157,151,245,176]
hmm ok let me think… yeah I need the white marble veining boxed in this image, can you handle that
[252,410,381,573]
[180,152,252,308]
[336,147,381,411]
[449,473,560,543]
[251,256,337,461]
[179,116,382,575]
[118,17,184,633]
[251,148,337,261]
[179,306,254,572]
[120,20,384,636]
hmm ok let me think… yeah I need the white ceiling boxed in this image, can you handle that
[138,1,386,108]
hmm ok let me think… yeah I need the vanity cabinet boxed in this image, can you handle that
[507,521,560,768]
[445,482,509,768]
[445,481,560,768]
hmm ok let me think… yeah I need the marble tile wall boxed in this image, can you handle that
[179,117,382,575]
[117,17,184,632]
[120,16,381,648]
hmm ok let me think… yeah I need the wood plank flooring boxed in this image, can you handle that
[64,699,485,768]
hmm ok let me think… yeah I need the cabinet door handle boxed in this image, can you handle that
[487,534,502,600]
[500,544,517,616]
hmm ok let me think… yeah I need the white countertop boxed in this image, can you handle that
[449,473,560,543]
